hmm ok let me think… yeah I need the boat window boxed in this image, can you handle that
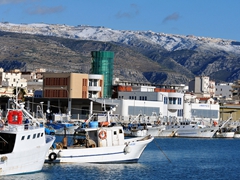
[37,133,40,138]
[41,133,43,137]
[27,135,31,139]
[0,133,16,154]
[33,134,36,139]
[21,136,25,140]
[114,131,117,135]
[119,129,123,134]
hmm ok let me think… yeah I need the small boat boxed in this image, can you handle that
[46,112,153,163]
[124,123,176,137]
[215,116,235,138]
[0,99,55,176]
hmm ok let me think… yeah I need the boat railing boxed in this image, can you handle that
[2,123,43,132]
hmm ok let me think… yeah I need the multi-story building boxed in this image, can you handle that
[215,83,233,100]
[232,80,240,101]
[42,72,104,115]
[0,68,27,97]
[43,73,104,99]
[188,76,215,98]
[184,93,219,122]
[0,68,27,88]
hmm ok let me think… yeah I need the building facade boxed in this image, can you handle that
[43,73,104,99]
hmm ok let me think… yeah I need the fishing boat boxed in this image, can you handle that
[0,99,55,176]
[124,123,176,137]
[215,116,235,138]
[46,112,153,163]
[173,120,219,138]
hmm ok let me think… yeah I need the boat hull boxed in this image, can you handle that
[174,127,219,138]
[215,132,235,138]
[46,137,153,163]
[0,135,55,176]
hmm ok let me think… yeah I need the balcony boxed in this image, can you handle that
[88,86,101,91]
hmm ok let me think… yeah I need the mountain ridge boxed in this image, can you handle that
[0,22,240,84]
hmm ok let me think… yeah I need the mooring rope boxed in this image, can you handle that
[153,139,171,163]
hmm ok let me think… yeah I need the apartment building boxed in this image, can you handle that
[43,73,104,99]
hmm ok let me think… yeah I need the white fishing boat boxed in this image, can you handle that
[45,112,153,163]
[173,121,219,138]
[215,116,235,138]
[124,123,176,137]
[215,131,235,138]
[234,126,240,138]
[0,99,55,176]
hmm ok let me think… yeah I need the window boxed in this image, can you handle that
[178,98,182,105]
[21,136,25,140]
[27,135,30,139]
[164,97,168,104]
[37,133,40,138]
[33,134,36,139]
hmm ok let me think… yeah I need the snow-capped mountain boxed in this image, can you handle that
[0,22,240,84]
[0,22,239,53]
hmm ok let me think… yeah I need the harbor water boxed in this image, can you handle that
[3,137,240,180]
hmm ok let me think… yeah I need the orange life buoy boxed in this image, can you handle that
[8,110,23,124]
[98,130,107,140]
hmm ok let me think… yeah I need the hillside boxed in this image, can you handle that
[0,22,240,84]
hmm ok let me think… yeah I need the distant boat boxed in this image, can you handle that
[173,120,219,138]
[0,99,55,176]
[124,123,177,137]
[215,116,235,138]
[45,111,153,163]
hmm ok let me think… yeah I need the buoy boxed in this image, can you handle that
[48,152,57,161]
[124,145,131,154]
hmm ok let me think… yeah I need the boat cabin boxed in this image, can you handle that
[73,126,125,148]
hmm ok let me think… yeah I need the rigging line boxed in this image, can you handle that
[0,136,8,144]
[153,139,171,163]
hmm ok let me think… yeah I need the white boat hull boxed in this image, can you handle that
[46,136,153,163]
[215,132,235,138]
[234,133,240,138]
[174,127,219,138]
[0,134,55,176]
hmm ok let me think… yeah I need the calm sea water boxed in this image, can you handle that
[2,137,240,180]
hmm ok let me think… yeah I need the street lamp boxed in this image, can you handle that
[61,87,71,116]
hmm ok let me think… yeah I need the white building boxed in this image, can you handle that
[97,85,220,124]
[0,68,27,97]
[184,93,219,122]
[0,68,27,88]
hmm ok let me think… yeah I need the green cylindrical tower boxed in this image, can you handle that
[91,51,114,98]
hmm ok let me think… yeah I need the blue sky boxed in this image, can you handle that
[1,0,240,41]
